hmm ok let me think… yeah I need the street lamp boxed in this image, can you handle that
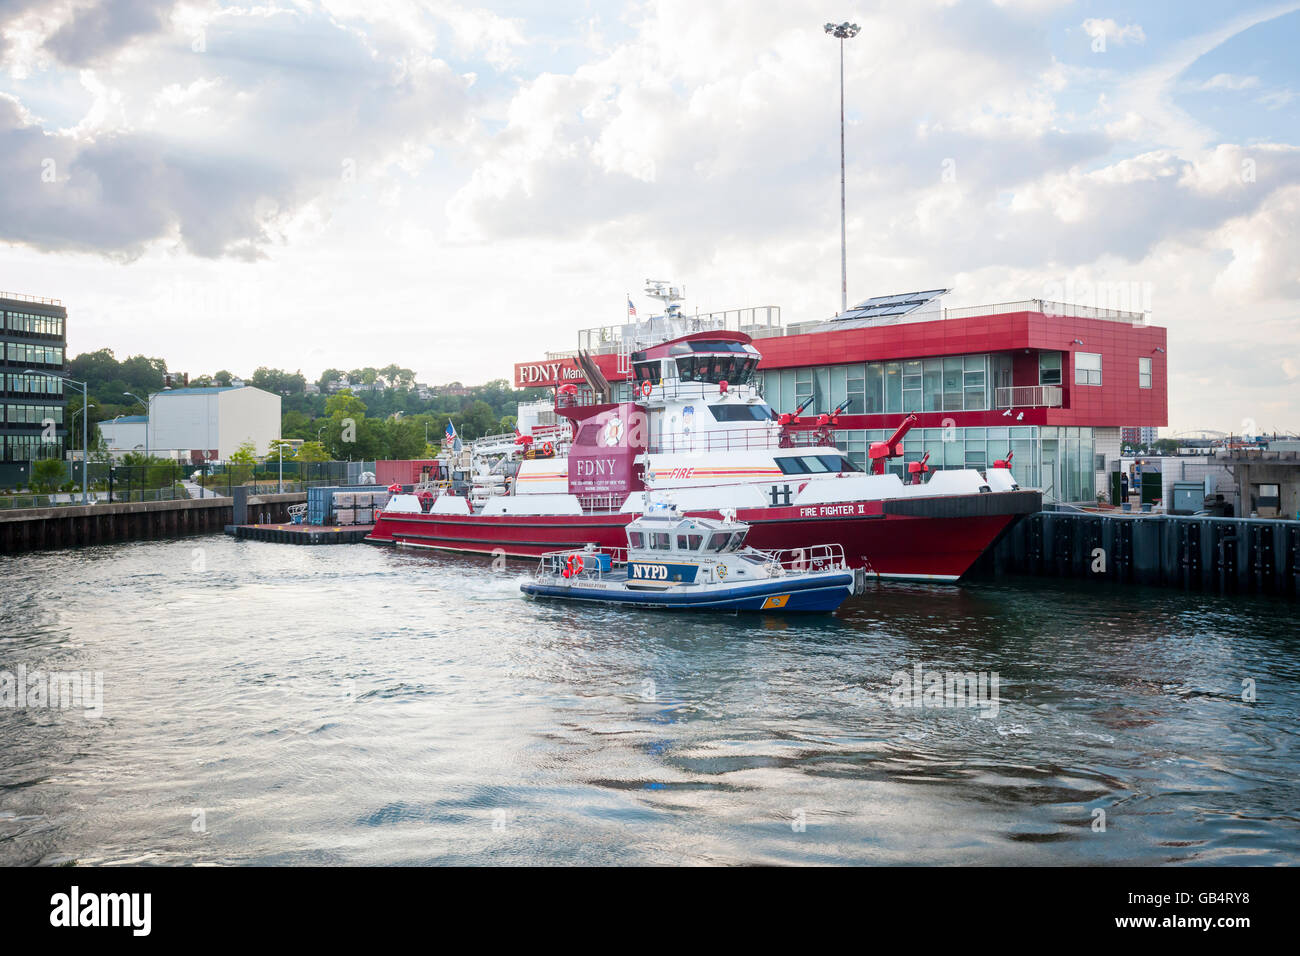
[824,20,860,315]
[123,391,151,458]
[24,369,89,506]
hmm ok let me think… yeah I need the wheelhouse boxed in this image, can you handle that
[630,338,761,387]
[625,515,749,555]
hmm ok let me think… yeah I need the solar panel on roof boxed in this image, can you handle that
[834,288,950,321]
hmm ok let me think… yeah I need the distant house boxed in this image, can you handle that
[326,376,352,393]
[439,381,471,397]
[304,383,321,395]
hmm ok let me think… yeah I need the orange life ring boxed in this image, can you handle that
[640,380,652,397]
[566,553,584,576]
[542,441,554,457]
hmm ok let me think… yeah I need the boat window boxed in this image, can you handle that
[633,363,657,382]
[576,424,602,445]
[676,534,689,550]
[776,456,811,474]
[707,532,730,552]
[709,404,773,422]
[728,532,746,551]
[675,355,740,384]
[686,534,704,551]
[800,456,832,473]
[653,532,671,550]
[688,342,746,353]
[817,454,861,472]
[628,531,644,548]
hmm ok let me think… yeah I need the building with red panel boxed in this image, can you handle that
[514,291,1167,503]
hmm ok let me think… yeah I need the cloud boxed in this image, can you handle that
[44,0,179,66]
[1197,72,1259,91]
[0,6,474,258]
[1081,17,1146,48]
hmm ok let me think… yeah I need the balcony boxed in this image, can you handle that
[994,385,1064,409]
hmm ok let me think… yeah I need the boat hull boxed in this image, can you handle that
[521,572,854,613]
[366,489,1039,582]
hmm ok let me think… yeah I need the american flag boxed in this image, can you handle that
[627,296,636,317]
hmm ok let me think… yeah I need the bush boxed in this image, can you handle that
[31,458,66,493]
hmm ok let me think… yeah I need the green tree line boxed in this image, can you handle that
[65,349,546,460]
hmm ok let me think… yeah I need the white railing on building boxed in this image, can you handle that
[994,385,1064,408]
[568,306,783,358]
[0,291,63,306]
[786,299,1147,337]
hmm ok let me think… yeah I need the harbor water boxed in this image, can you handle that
[2,535,1297,866]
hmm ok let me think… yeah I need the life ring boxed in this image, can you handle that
[640,380,652,397]
[719,380,729,394]
[542,441,554,457]
[566,553,584,576]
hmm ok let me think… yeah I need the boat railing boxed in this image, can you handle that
[752,542,847,573]
[535,547,627,581]
[649,425,833,455]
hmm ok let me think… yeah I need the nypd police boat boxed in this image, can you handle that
[520,505,854,613]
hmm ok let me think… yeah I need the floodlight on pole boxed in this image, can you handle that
[824,20,860,315]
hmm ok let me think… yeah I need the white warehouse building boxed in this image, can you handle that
[146,385,281,461]
[97,414,149,456]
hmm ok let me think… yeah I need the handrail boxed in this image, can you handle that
[0,291,63,306]
[752,543,846,572]
[994,385,1064,409]
[649,425,833,454]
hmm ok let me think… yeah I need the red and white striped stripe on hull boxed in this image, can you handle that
[364,489,1039,582]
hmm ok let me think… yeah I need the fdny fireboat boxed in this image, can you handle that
[367,284,1041,581]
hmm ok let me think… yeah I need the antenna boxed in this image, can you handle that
[644,279,685,319]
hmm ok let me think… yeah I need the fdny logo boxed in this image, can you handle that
[601,418,625,446]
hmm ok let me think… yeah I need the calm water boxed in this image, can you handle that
[1,535,1297,866]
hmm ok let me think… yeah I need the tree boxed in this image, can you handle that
[295,441,329,462]
[458,400,499,439]
[252,367,307,395]
[264,438,296,462]
[325,390,367,419]
[32,458,66,493]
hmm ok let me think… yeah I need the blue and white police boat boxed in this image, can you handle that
[520,506,854,613]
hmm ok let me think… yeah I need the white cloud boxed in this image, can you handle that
[1197,72,1259,91]
[1082,17,1146,47]
[1,0,1299,434]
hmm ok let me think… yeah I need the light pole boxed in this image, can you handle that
[824,21,860,316]
[123,391,151,458]
[25,369,89,505]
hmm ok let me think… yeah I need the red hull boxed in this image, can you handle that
[365,491,1040,582]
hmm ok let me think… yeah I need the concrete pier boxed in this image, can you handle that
[984,510,1300,597]
[0,492,306,554]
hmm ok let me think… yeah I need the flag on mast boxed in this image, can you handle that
[627,295,636,318]
[446,420,462,453]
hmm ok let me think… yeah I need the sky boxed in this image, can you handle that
[1,0,1298,435]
